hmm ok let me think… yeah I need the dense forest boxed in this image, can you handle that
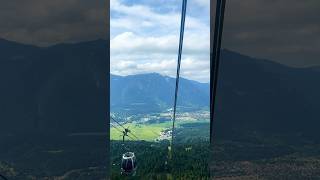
[2,132,320,179]
[110,140,210,179]
[0,134,108,179]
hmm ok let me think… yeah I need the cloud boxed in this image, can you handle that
[1,0,318,68]
[0,0,107,46]
[110,0,209,36]
[222,0,320,67]
[111,57,210,83]
[111,0,210,82]
[111,32,209,55]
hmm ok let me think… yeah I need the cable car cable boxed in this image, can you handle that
[111,117,138,175]
[210,0,226,144]
[150,129,159,137]
[111,116,140,141]
[0,174,8,180]
[170,0,187,152]
[128,132,139,141]
[111,123,124,134]
[111,116,127,130]
[127,135,135,141]
[111,122,136,142]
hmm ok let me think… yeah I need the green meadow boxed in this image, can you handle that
[110,119,209,141]
[110,122,171,141]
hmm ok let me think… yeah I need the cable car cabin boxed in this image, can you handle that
[121,152,137,176]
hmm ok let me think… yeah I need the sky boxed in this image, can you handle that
[0,0,107,46]
[0,0,319,77]
[110,0,210,83]
[222,0,320,67]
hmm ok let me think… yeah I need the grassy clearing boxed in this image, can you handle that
[110,119,209,141]
[110,122,172,141]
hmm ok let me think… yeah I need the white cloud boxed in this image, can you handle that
[111,32,177,54]
[110,0,210,82]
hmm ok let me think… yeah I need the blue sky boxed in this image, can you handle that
[110,0,210,82]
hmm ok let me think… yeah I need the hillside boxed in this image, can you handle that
[0,38,108,134]
[1,38,320,138]
[215,50,320,138]
[110,73,209,113]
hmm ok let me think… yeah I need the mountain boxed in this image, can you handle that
[214,50,320,138]
[110,73,209,113]
[1,38,320,139]
[0,38,108,134]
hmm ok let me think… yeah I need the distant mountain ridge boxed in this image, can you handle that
[0,38,108,134]
[110,73,209,113]
[215,50,320,138]
[1,38,320,139]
